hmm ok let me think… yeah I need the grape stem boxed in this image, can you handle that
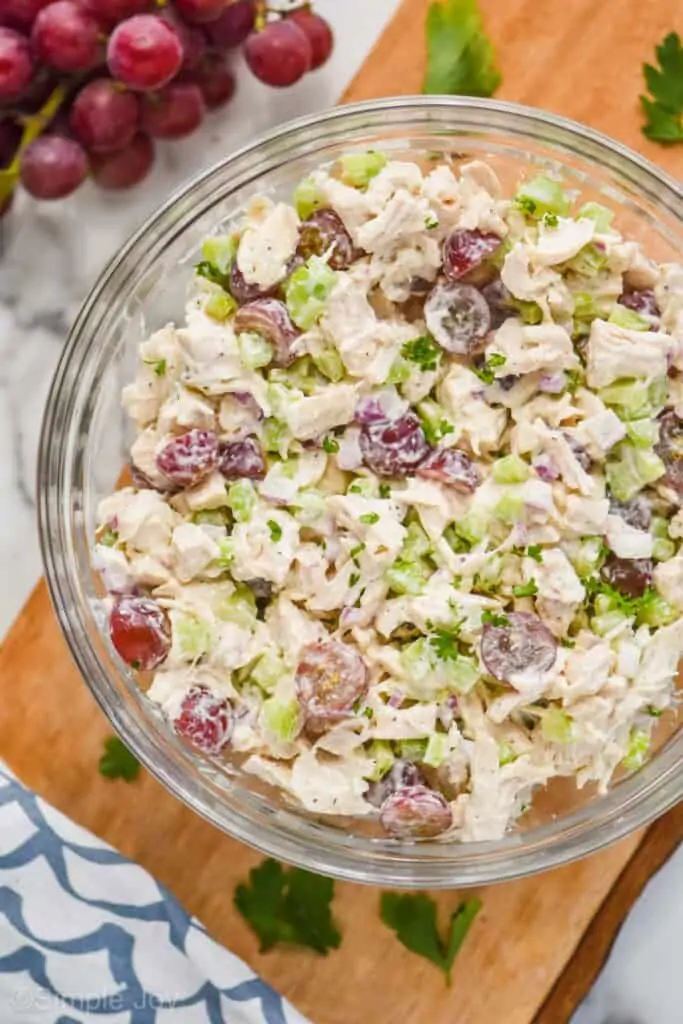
[254,0,268,30]
[0,84,66,207]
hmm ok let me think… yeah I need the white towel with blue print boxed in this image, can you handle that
[0,763,310,1024]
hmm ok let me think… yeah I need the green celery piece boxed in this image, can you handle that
[339,151,387,188]
[262,698,301,742]
[541,707,573,743]
[608,304,650,331]
[423,0,501,97]
[578,202,614,232]
[515,175,570,218]
[622,728,650,772]
[292,176,324,218]
[285,257,337,330]
[201,234,238,275]
[492,454,529,484]
[365,740,395,781]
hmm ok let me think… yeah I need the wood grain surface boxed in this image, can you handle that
[2,1,682,1022]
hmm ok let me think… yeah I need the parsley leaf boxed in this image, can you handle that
[424,0,501,98]
[380,893,482,984]
[195,260,229,287]
[360,512,380,525]
[526,544,543,562]
[429,628,460,662]
[235,859,341,955]
[512,579,538,597]
[379,483,391,498]
[481,609,510,627]
[322,436,340,454]
[267,519,283,542]
[99,736,141,783]
[402,335,442,372]
[143,357,167,377]
[472,352,506,384]
[641,32,683,143]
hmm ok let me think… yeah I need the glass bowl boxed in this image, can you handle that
[38,97,683,888]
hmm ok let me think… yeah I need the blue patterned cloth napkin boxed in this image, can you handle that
[0,763,310,1023]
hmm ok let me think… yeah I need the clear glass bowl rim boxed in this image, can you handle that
[38,96,683,888]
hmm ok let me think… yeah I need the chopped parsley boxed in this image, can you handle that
[195,260,228,287]
[360,512,380,525]
[641,32,683,144]
[379,483,391,498]
[542,212,559,228]
[526,544,543,562]
[402,334,442,372]
[512,579,538,598]
[143,357,167,377]
[99,736,141,783]
[267,520,283,542]
[380,892,482,984]
[472,352,506,385]
[99,526,119,547]
[349,572,361,587]
[323,436,340,454]
[481,610,510,627]
[349,542,366,559]
[429,628,461,662]
[425,212,439,229]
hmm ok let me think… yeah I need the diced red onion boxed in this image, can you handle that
[539,373,565,394]
[388,690,404,708]
[533,455,559,481]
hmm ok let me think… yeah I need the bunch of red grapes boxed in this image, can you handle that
[0,0,333,211]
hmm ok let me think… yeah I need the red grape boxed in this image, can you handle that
[233,298,300,366]
[443,228,502,281]
[656,410,683,493]
[173,685,233,755]
[156,428,218,486]
[69,78,140,154]
[359,412,430,478]
[601,555,653,599]
[295,640,368,729]
[83,0,150,27]
[481,612,558,685]
[619,288,660,318]
[0,26,33,101]
[425,282,492,354]
[31,1,101,73]
[188,52,235,109]
[204,0,254,48]
[298,208,354,270]
[159,11,205,71]
[91,131,154,188]
[141,81,204,139]
[0,0,51,30]
[107,14,183,92]
[218,436,266,479]
[109,594,171,670]
[365,760,426,808]
[609,495,652,531]
[228,261,270,304]
[244,19,311,88]
[287,8,333,70]
[417,447,480,491]
[20,135,88,199]
[173,0,227,23]
[379,786,453,839]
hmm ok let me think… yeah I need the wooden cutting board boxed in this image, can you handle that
[2,2,682,1022]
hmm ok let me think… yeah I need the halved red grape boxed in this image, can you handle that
[609,494,651,531]
[110,595,171,670]
[619,289,660,319]
[425,282,491,354]
[218,436,266,480]
[31,1,100,73]
[204,0,254,47]
[228,261,274,304]
[287,8,333,70]
[244,20,311,88]
[173,685,233,755]
[91,132,154,189]
[656,410,683,493]
[20,135,88,199]
[481,275,514,330]
[365,760,425,808]
[156,428,218,487]
[69,78,140,154]
[298,208,355,270]
[565,433,593,473]
[601,554,653,599]
[359,412,430,478]
[295,640,368,728]
[141,82,204,139]
[188,52,236,109]
[417,447,480,491]
[0,27,33,101]
[481,611,557,684]
[443,228,503,282]
[233,298,300,367]
[107,14,183,91]
[380,785,452,839]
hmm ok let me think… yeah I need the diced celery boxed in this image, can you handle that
[99,526,118,547]
[512,299,543,325]
[400,637,432,680]
[238,331,273,370]
[292,490,327,526]
[653,537,676,562]
[443,656,480,694]
[515,175,571,218]
[606,444,666,501]
[566,243,608,277]
[339,150,387,188]
[292,176,324,219]
[385,559,429,596]
[205,291,237,322]
[212,536,235,570]
[573,291,603,323]
[444,524,472,554]
[386,356,411,385]
[475,552,504,589]
[251,649,286,692]
[608,304,650,331]
[567,536,605,578]
[364,740,395,781]
[347,477,376,498]
[455,510,489,545]
[637,591,677,627]
[201,233,238,275]
[416,399,454,445]
[494,492,525,524]
[541,706,574,743]
[650,376,669,408]
[311,345,345,382]
[423,733,448,768]
[269,357,320,395]
[652,516,670,539]
[498,740,518,766]
[622,727,650,772]
[594,592,619,616]
[626,419,659,449]
[403,520,431,560]
[492,454,530,484]
[396,738,428,762]
[262,697,301,741]
[261,418,291,457]
[285,256,337,330]
[578,202,614,232]
[266,381,293,415]
[227,479,257,522]
[174,612,213,661]
[214,585,257,627]
[598,379,653,421]
[591,609,630,635]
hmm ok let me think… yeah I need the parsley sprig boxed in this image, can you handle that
[402,335,442,372]
[99,736,141,783]
[472,352,506,385]
[641,32,683,143]
[380,893,482,984]
[423,0,501,98]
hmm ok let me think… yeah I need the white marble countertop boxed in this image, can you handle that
[0,1,678,1020]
